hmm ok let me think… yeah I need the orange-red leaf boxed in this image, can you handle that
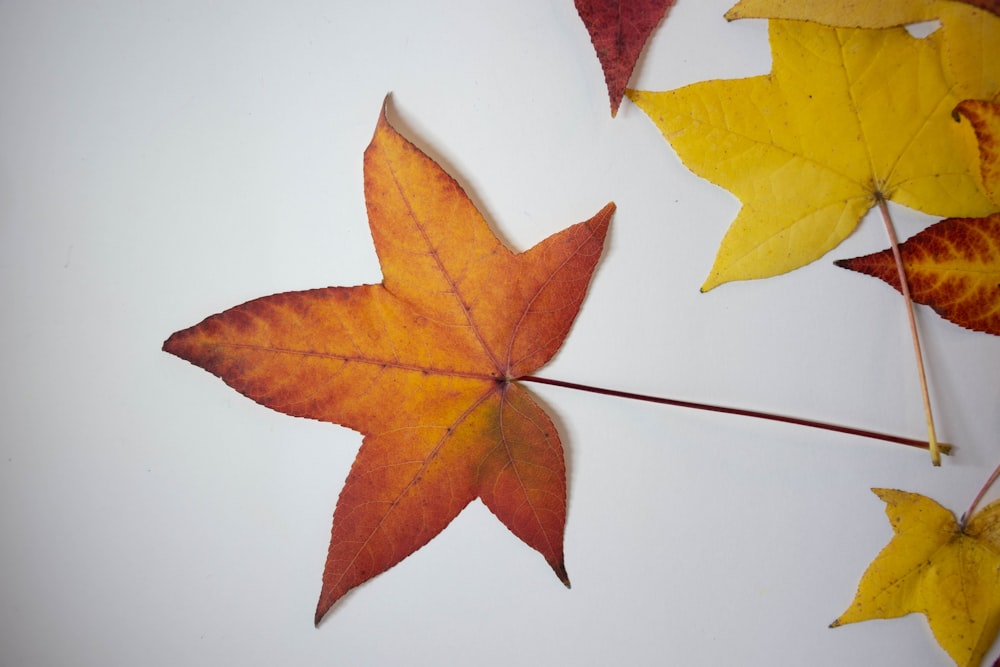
[163,101,614,624]
[575,0,675,117]
[835,214,1000,335]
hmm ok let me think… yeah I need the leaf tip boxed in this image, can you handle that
[553,561,571,589]
[588,201,617,238]
[699,267,728,292]
[377,92,393,128]
[162,329,188,359]
[870,488,899,506]
[314,597,333,628]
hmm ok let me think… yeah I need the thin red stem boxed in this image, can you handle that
[875,196,941,465]
[962,460,1000,526]
[516,375,949,453]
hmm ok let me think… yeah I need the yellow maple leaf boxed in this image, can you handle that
[628,19,997,290]
[832,489,1000,667]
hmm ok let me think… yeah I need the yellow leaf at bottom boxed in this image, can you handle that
[833,489,1000,667]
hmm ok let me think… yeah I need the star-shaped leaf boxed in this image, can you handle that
[163,101,614,624]
[627,19,997,291]
[832,489,1000,667]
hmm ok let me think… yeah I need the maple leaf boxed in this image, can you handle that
[832,489,1000,667]
[627,19,997,291]
[574,0,675,117]
[835,213,1000,334]
[163,101,614,624]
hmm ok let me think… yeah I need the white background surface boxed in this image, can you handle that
[3,1,999,665]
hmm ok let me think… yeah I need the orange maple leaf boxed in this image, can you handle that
[163,101,614,624]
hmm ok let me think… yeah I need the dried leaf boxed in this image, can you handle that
[835,214,1000,334]
[164,101,614,624]
[832,489,1000,667]
[627,19,996,291]
[575,0,675,116]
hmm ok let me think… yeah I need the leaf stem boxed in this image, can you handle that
[962,459,1000,526]
[875,195,940,465]
[516,375,949,453]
